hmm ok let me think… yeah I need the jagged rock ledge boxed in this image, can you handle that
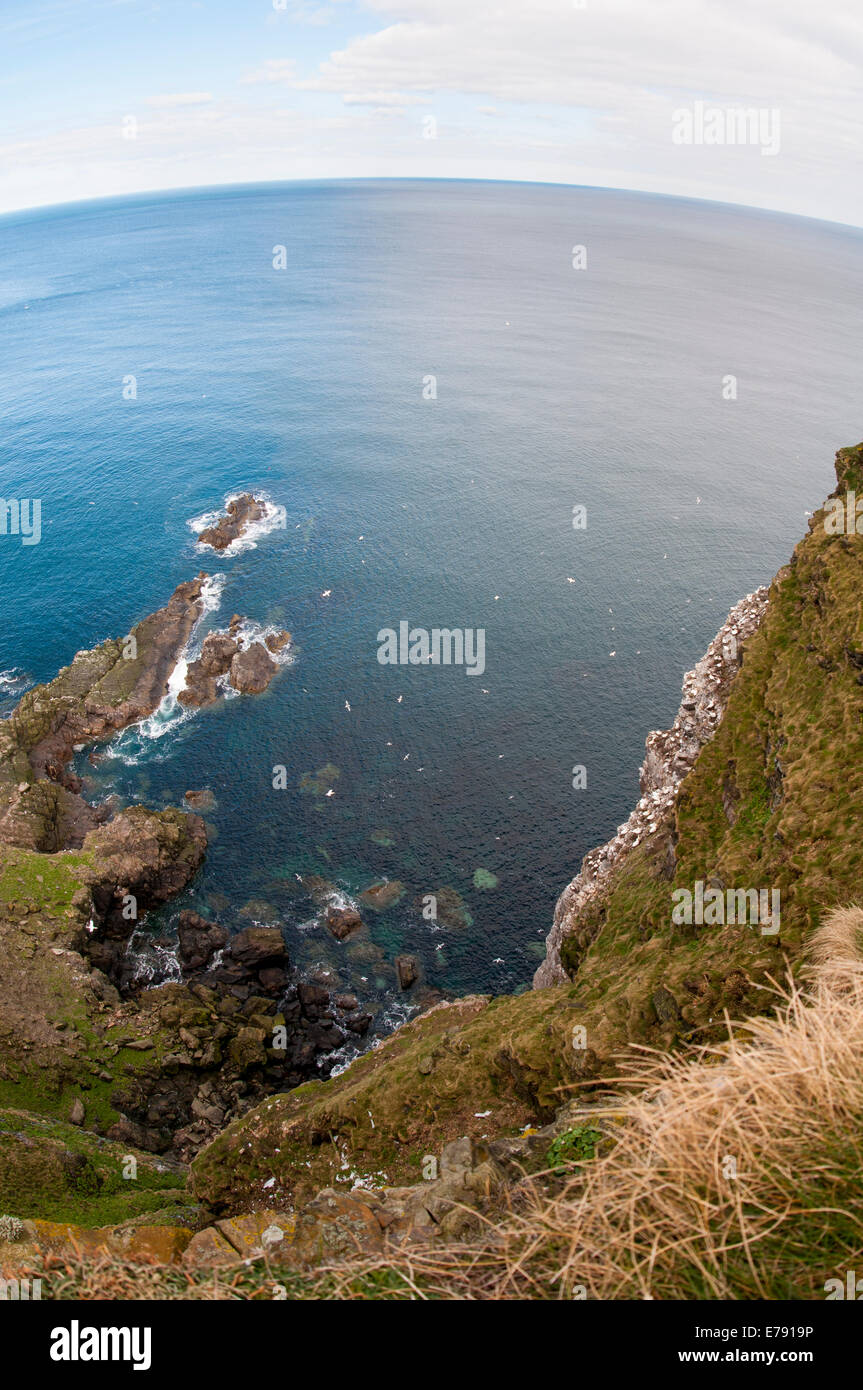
[534,586,770,988]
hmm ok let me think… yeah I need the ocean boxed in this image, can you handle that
[1,179,862,1045]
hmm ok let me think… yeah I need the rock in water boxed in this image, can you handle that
[265,629,292,653]
[179,631,240,707]
[229,643,277,695]
[178,910,229,972]
[197,494,267,551]
[326,906,364,941]
[395,954,419,990]
[360,880,406,912]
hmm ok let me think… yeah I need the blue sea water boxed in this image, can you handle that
[1,180,862,1038]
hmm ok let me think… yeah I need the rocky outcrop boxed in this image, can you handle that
[0,578,338,1170]
[265,629,292,654]
[197,495,266,551]
[178,629,281,706]
[178,632,239,708]
[84,807,209,983]
[0,576,207,852]
[534,586,769,988]
[229,642,277,695]
[177,910,229,972]
[326,905,364,941]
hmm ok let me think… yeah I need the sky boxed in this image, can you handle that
[0,0,861,223]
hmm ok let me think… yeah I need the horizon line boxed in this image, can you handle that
[2,175,862,237]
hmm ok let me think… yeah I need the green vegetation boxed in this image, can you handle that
[0,1108,190,1226]
[546,1125,602,1171]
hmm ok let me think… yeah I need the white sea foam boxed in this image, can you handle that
[188,492,287,556]
[0,667,29,695]
[199,571,226,616]
[124,930,182,988]
[328,998,418,1078]
[229,615,296,669]
[102,575,226,765]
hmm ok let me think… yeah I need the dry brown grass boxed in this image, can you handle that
[316,907,863,1300]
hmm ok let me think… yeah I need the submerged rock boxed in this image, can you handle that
[417,887,473,930]
[299,764,340,798]
[360,880,406,912]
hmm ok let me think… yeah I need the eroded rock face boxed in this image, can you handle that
[197,495,266,551]
[534,587,770,988]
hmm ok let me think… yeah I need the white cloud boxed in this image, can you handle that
[1,0,861,223]
[146,93,214,108]
[242,59,297,85]
[342,90,427,105]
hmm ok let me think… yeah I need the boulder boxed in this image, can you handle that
[326,906,364,941]
[228,925,288,970]
[395,954,419,990]
[177,910,229,972]
[265,629,292,653]
[229,643,277,695]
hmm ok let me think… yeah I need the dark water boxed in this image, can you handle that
[1,180,861,1042]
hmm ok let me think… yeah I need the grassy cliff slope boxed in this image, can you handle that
[191,440,863,1215]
